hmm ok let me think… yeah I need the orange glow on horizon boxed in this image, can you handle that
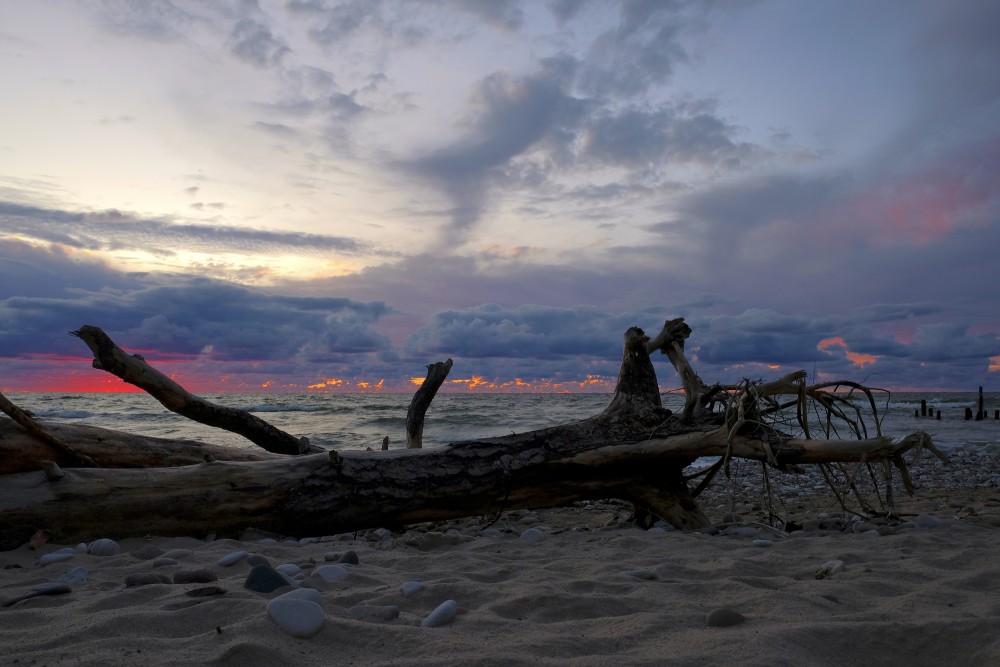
[989,356,1000,373]
[307,377,345,389]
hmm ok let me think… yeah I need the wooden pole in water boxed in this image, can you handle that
[976,386,984,421]
[920,399,927,417]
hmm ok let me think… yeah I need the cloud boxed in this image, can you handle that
[446,0,525,31]
[0,263,393,363]
[400,64,588,238]
[404,303,634,358]
[583,100,761,170]
[227,18,290,68]
[0,202,392,258]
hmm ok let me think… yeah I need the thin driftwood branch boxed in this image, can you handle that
[406,358,453,449]
[0,391,98,468]
[70,326,315,455]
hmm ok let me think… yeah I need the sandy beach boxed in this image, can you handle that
[3,448,999,667]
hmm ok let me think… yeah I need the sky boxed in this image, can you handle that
[1,0,998,394]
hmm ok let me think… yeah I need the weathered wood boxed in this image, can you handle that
[0,317,941,549]
[0,417,936,548]
[71,326,315,455]
[0,418,280,476]
[406,358,453,448]
[0,391,97,468]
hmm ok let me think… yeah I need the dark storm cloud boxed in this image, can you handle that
[0,257,393,361]
[0,202,391,257]
[405,304,633,358]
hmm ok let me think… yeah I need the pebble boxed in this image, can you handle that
[369,528,394,542]
[752,539,773,547]
[151,558,178,568]
[400,580,424,598]
[349,604,400,622]
[173,568,218,584]
[311,565,349,583]
[161,549,193,560]
[217,550,249,567]
[276,563,303,578]
[706,608,746,627]
[125,572,172,587]
[38,552,75,566]
[87,539,121,556]
[266,598,326,638]
[914,514,943,529]
[338,550,360,565]
[420,599,458,628]
[520,528,545,542]
[246,554,271,568]
[244,564,292,594]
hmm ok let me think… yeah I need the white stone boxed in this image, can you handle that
[420,599,458,628]
[520,527,545,542]
[87,539,121,556]
[266,598,326,638]
[276,563,303,577]
[820,559,846,576]
[401,580,424,598]
[217,550,248,567]
[38,552,75,565]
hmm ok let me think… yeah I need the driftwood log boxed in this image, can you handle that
[0,318,941,550]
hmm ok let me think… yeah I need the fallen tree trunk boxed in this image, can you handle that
[0,319,940,549]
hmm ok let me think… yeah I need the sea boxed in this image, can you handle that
[7,391,1000,454]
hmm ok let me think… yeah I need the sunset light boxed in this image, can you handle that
[1,1,997,394]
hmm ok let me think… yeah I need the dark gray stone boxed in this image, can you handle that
[243,564,289,593]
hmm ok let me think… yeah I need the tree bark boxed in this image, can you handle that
[71,326,315,455]
[0,318,940,549]
[0,418,279,476]
[406,359,453,448]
